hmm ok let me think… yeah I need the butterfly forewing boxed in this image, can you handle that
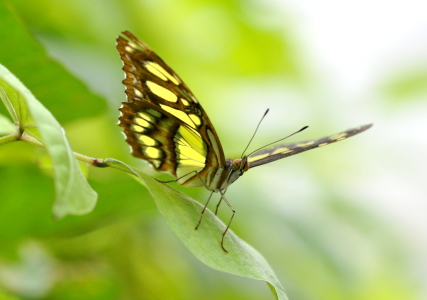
[116,31,226,187]
[248,124,372,168]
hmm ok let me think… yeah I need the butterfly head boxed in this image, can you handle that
[231,157,249,172]
[221,157,250,188]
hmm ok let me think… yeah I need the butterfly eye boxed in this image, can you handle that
[231,159,241,170]
[231,158,248,172]
[242,158,249,172]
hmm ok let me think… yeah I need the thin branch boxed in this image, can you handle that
[18,131,138,176]
[0,131,20,146]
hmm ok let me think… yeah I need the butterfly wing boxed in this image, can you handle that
[248,124,372,168]
[117,31,226,187]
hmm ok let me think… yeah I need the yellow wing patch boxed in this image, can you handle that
[130,124,145,133]
[271,147,293,155]
[144,61,180,85]
[137,112,155,123]
[176,142,206,166]
[177,126,204,154]
[175,125,207,184]
[160,104,197,128]
[296,141,315,148]
[135,134,158,146]
[144,146,161,158]
[134,117,151,128]
[147,81,178,102]
[189,114,201,126]
[329,133,347,141]
[248,153,269,163]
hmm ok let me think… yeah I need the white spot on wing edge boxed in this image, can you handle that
[124,46,135,53]
[134,88,143,98]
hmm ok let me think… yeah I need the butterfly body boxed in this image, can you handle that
[116,31,372,252]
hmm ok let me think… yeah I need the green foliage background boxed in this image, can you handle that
[1,0,426,299]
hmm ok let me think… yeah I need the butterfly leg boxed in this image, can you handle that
[191,172,227,231]
[214,198,223,215]
[214,187,228,215]
[156,170,217,231]
[156,171,232,252]
[155,177,182,184]
[156,170,213,190]
[155,170,200,184]
[195,191,215,230]
[219,191,235,253]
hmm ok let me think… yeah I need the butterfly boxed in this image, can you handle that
[116,31,372,252]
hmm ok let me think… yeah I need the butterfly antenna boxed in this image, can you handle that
[246,125,309,157]
[240,109,270,158]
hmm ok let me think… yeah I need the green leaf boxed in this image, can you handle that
[106,159,287,300]
[0,1,106,124]
[0,64,97,218]
[0,113,15,135]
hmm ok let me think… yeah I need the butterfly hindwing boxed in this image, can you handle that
[116,31,226,187]
[248,124,372,168]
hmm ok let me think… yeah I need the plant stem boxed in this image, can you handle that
[0,132,19,146]
[18,131,137,176]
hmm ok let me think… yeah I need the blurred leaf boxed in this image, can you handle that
[380,68,427,102]
[0,290,21,300]
[107,159,288,300]
[0,165,153,257]
[0,114,15,135]
[0,1,106,124]
[0,65,97,218]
